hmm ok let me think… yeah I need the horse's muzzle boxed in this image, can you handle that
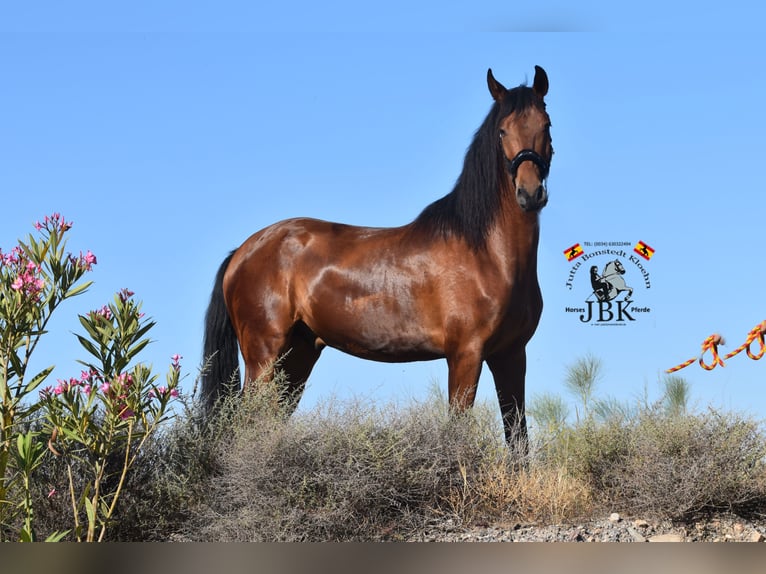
[516,184,548,212]
[507,149,549,212]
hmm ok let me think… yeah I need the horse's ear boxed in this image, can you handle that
[487,68,507,101]
[532,65,548,99]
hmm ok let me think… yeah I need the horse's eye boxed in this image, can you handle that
[499,129,506,139]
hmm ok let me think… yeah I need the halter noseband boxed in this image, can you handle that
[506,149,550,182]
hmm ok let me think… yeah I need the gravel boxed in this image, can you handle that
[403,514,766,542]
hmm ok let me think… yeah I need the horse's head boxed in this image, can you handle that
[603,259,625,276]
[488,66,553,213]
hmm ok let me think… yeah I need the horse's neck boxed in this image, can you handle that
[488,205,541,279]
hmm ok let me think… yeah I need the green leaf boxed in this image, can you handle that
[64,280,92,299]
[134,321,156,341]
[78,314,103,341]
[7,350,24,380]
[84,497,96,528]
[22,365,54,395]
[125,339,151,362]
[19,528,34,543]
[16,432,30,460]
[75,334,102,362]
[45,530,71,542]
[59,425,84,444]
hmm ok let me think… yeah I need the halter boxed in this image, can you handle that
[506,149,550,182]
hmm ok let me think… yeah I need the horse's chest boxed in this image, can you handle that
[489,280,542,349]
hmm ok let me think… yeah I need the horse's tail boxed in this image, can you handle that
[201,250,240,414]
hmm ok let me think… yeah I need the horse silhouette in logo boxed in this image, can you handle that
[589,260,633,303]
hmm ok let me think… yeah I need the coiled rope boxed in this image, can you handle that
[666,321,766,373]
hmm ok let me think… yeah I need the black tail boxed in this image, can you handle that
[201,251,240,414]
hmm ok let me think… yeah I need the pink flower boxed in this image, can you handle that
[3,247,21,265]
[10,277,23,291]
[169,388,179,398]
[76,250,97,271]
[91,305,112,321]
[118,288,134,302]
[119,407,135,420]
[100,382,111,394]
[115,372,134,388]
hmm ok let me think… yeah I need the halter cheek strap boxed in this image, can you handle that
[506,149,550,182]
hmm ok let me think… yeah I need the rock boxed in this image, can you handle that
[633,519,649,528]
[627,526,647,542]
[568,529,584,542]
[608,512,621,523]
[749,531,764,542]
[649,533,684,542]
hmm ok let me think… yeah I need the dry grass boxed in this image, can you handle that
[175,383,598,541]
[568,407,766,518]
[23,368,766,541]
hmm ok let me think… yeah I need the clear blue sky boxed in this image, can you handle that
[3,2,765,427]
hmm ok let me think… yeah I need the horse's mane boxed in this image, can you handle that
[412,83,545,250]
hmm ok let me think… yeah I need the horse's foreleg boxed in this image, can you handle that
[487,348,528,446]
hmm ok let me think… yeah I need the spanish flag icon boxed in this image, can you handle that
[633,240,655,260]
[563,243,584,262]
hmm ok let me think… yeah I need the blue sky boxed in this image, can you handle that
[3,2,765,428]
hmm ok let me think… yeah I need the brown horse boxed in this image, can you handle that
[202,66,553,443]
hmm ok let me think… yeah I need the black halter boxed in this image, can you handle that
[506,149,550,182]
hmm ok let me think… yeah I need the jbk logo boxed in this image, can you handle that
[563,241,654,326]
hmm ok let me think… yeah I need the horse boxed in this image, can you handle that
[590,260,633,303]
[202,66,554,444]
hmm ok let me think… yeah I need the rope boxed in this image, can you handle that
[665,321,766,373]
[698,334,725,371]
[723,320,766,361]
[665,334,723,373]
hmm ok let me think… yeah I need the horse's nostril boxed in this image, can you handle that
[516,187,528,209]
[516,184,547,211]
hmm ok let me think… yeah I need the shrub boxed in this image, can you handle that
[584,407,766,518]
[529,360,766,521]
[0,214,182,541]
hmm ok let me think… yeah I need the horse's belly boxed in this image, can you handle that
[306,301,444,363]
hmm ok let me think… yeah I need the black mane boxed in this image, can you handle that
[412,83,545,250]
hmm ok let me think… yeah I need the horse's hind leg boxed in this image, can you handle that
[446,344,483,411]
[278,321,323,413]
[239,321,321,413]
